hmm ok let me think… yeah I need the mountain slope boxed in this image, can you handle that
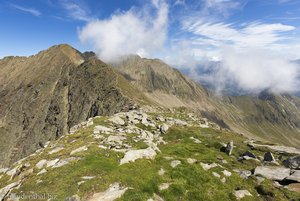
[113,55,211,109]
[0,45,145,167]
[214,92,300,147]
[115,55,300,148]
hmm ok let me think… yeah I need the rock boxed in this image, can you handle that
[283,155,300,169]
[159,183,170,191]
[190,137,201,144]
[158,168,165,176]
[52,157,81,168]
[249,143,300,155]
[37,169,47,175]
[221,177,226,183]
[36,159,47,169]
[66,194,81,201]
[212,172,220,178]
[234,190,252,199]
[286,183,300,193]
[120,148,156,165]
[82,176,95,180]
[88,183,128,201]
[273,181,283,188]
[200,162,219,171]
[187,158,197,164]
[6,167,18,177]
[0,168,8,174]
[94,126,113,134]
[225,141,233,155]
[147,193,164,201]
[49,147,64,154]
[156,116,165,122]
[254,166,290,180]
[286,170,300,182]
[0,181,21,201]
[36,180,43,184]
[238,170,252,179]
[222,170,232,177]
[170,160,181,168]
[263,152,276,162]
[174,119,188,126]
[109,116,125,126]
[78,181,85,186]
[70,146,88,155]
[46,159,60,168]
[256,176,265,184]
[6,164,26,180]
[159,124,169,134]
[241,156,260,162]
[19,168,33,179]
[242,151,256,158]
[107,135,126,145]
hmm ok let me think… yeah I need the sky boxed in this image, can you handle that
[1,0,300,93]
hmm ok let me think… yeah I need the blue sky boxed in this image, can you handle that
[1,0,299,58]
[1,0,300,93]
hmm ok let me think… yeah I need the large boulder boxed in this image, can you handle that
[283,155,300,169]
[254,166,290,181]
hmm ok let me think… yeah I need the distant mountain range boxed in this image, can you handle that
[1,44,300,166]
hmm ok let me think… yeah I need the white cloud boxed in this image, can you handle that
[202,0,242,17]
[10,4,41,16]
[79,0,168,62]
[173,17,300,93]
[61,1,92,21]
[219,47,299,93]
[183,20,295,48]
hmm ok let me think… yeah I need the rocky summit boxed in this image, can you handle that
[1,107,300,200]
[1,45,300,200]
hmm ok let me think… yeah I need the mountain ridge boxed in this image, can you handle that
[2,44,300,167]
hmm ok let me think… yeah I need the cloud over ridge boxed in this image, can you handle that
[79,0,168,62]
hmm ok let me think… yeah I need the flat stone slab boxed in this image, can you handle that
[88,183,128,201]
[254,166,290,181]
[71,146,88,155]
[120,148,156,165]
[36,159,47,169]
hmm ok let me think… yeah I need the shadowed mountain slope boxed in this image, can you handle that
[0,45,146,166]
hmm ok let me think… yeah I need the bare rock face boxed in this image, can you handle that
[0,44,136,166]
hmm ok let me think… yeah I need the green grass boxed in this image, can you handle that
[5,113,300,201]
